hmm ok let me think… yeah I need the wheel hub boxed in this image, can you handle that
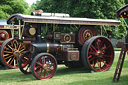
[13,49,20,57]
[97,51,103,58]
[43,64,48,70]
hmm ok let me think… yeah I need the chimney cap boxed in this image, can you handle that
[34,9,43,14]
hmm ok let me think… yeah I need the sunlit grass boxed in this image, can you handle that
[114,48,121,51]
[0,53,128,85]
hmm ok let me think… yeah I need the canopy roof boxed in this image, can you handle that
[0,20,18,29]
[116,4,128,18]
[0,20,7,25]
[7,14,120,26]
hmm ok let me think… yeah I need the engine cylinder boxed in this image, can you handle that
[30,43,73,54]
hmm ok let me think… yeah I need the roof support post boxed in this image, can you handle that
[19,20,21,39]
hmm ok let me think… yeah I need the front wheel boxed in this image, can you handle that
[81,36,114,72]
[31,53,57,80]
[19,51,32,74]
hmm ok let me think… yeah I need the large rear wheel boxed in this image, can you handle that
[31,53,57,80]
[0,38,26,68]
[81,36,114,72]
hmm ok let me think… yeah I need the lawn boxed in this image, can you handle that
[0,53,128,85]
[114,48,121,51]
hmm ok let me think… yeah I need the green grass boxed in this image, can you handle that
[0,53,128,85]
[114,48,121,51]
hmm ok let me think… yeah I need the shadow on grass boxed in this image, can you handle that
[0,65,90,82]
[0,69,34,82]
[67,75,128,85]
[55,66,90,76]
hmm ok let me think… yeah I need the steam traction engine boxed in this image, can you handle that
[2,10,120,79]
[113,4,128,81]
[0,20,18,66]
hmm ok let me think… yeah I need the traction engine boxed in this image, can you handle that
[2,9,120,79]
[0,20,18,67]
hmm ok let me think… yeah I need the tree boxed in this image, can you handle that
[0,0,29,19]
[34,0,125,39]
[125,0,128,4]
[35,0,124,18]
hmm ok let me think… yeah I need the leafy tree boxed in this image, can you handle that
[35,0,124,18]
[125,0,128,4]
[0,0,29,19]
[34,0,125,39]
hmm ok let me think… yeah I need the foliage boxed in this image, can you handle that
[35,0,124,18]
[24,3,37,15]
[0,0,29,19]
[0,0,127,39]
[34,0,126,39]
[125,0,128,4]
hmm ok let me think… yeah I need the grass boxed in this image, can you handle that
[114,48,121,51]
[0,53,128,85]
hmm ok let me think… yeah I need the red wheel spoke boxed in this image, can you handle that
[100,59,108,66]
[44,70,46,77]
[103,55,111,58]
[89,57,96,62]
[88,52,96,55]
[36,68,41,73]
[94,60,97,67]
[89,45,95,52]
[101,57,106,61]
[35,65,42,69]
[88,55,92,59]
[43,57,46,64]
[46,70,50,76]
[39,68,43,77]
[99,39,105,48]
[91,61,95,68]
[47,61,53,66]
[36,62,43,67]
[47,68,53,71]
[98,62,101,70]
[102,45,111,50]
[38,58,43,64]
[97,44,100,50]
[95,39,100,50]
[91,59,97,68]
[90,45,97,52]
[46,58,50,63]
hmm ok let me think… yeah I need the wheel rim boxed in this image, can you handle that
[19,51,32,74]
[86,37,114,72]
[2,39,25,68]
[33,54,57,79]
